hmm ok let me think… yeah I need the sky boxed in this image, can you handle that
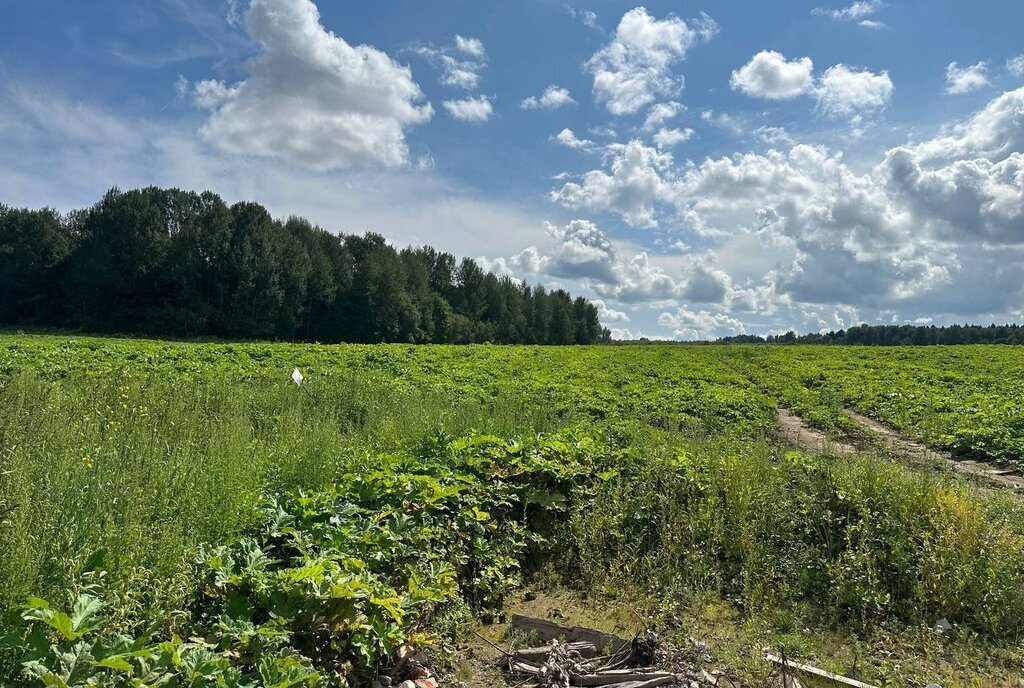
[1,0,1023,340]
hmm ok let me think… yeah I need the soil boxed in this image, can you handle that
[776,405,1024,490]
[776,408,856,455]
[843,410,1024,490]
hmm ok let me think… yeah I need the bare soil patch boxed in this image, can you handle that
[776,405,1024,490]
[843,410,1024,490]
[776,408,856,455]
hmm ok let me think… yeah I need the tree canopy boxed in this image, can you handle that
[0,187,610,344]
[719,323,1024,346]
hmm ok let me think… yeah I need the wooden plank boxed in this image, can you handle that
[591,677,676,688]
[765,655,878,688]
[514,641,598,662]
[571,672,674,687]
[510,661,542,675]
[510,614,629,653]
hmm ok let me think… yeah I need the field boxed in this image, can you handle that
[2,335,1024,686]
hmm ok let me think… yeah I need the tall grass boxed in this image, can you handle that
[570,445,1024,636]
[0,370,558,625]
[2,354,1024,644]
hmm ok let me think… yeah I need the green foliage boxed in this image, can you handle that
[3,433,608,685]
[0,187,609,344]
[2,335,1024,686]
[730,345,1024,463]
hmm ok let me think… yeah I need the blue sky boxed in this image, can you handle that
[2,0,1023,339]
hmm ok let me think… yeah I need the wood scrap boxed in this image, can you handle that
[511,614,630,653]
[516,642,598,662]
[593,677,677,688]
[571,671,674,686]
[765,654,878,688]
[511,661,543,675]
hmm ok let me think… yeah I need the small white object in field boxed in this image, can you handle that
[291,368,304,386]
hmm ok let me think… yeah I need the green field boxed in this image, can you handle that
[2,335,1023,686]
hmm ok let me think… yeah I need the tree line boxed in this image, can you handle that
[0,187,610,344]
[720,323,1024,346]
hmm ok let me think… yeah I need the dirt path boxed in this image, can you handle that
[843,410,1024,490]
[776,408,856,455]
[776,406,1024,489]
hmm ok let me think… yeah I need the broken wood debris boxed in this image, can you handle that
[765,654,879,688]
[499,615,712,688]
[516,642,598,662]
[511,614,630,654]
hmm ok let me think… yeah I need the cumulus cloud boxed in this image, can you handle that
[658,307,745,340]
[653,127,694,148]
[415,36,488,90]
[443,95,493,122]
[1009,55,1024,77]
[549,86,1024,320]
[550,140,674,227]
[586,7,717,115]
[642,101,685,131]
[700,110,746,135]
[192,0,432,171]
[485,220,618,286]
[755,126,793,146]
[730,53,892,120]
[730,51,815,99]
[542,220,619,281]
[813,64,893,117]
[812,0,884,22]
[454,35,485,59]
[521,85,576,110]
[945,61,990,95]
[553,128,594,151]
[593,300,630,323]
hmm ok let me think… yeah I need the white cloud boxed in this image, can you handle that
[192,0,432,171]
[550,139,674,227]
[945,61,990,95]
[813,64,893,117]
[521,85,576,110]
[586,7,717,115]
[730,51,815,100]
[609,328,671,341]
[812,0,883,21]
[658,307,745,340]
[541,219,618,282]
[858,19,885,29]
[174,74,190,98]
[443,95,493,122]
[481,218,743,307]
[755,126,793,146]
[547,86,1024,322]
[700,110,746,135]
[653,127,694,148]
[593,299,630,323]
[566,6,601,31]
[454,35,485,59]
[1009,55,1024,77]
[415,36,488,90]
[730,54,892,120]
[553,128,595,150]
[642,101,684,130]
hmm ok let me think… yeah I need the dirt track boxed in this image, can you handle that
[844,410,1024,489]
[777,407,1024,490]
[776,408,855,455]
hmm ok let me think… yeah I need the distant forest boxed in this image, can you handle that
[720,324,1024,346]
[0,187,610,344]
